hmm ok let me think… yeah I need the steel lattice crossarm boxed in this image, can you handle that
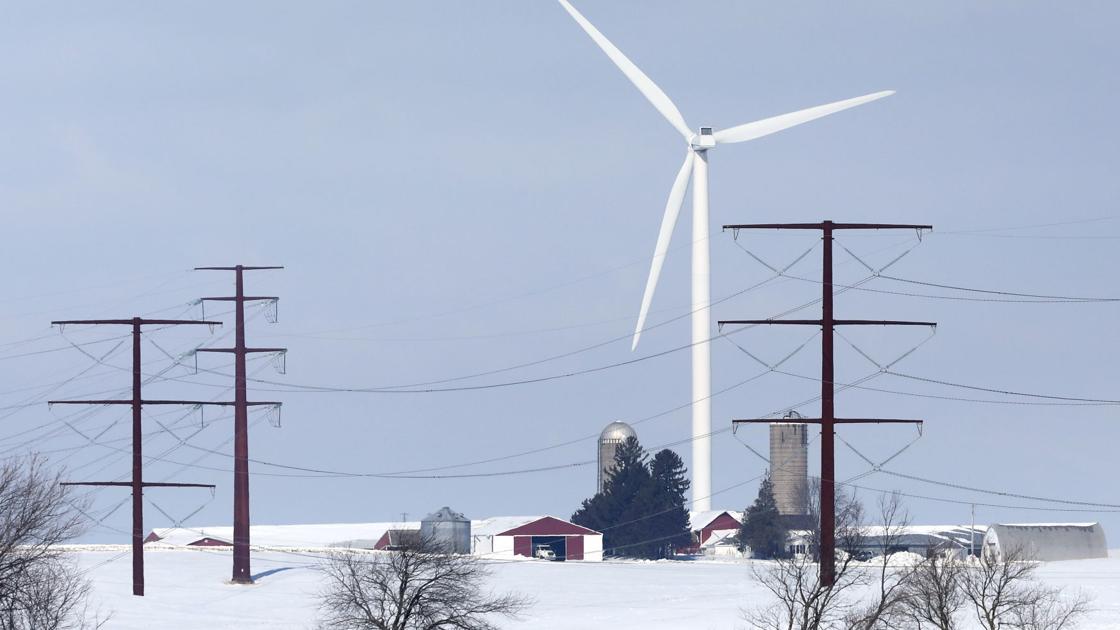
[47,316,222,597]
[61,481,214,488]
[733,418,923,426]
[720,319,936,327]
[49,399,280,407]
[51,318,220,327]
[724,221,932,233]
[717,219,934,588]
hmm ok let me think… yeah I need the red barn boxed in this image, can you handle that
[471,516,603,561]
[680,510,743,554]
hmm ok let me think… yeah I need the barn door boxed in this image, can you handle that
[566,536,584,560]
[513,536,531,558]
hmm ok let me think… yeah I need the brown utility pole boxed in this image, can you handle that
[720,220,934,587]
[194,265,284,584]
[50,317,225,597]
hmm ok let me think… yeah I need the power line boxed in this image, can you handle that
[884,370,1120,405]
[877,273,1120,303]
[937,216,1119,235]
[282,227,737,338]
[874,468,1120,509]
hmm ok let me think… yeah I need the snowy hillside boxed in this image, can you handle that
[72,548,1120,629]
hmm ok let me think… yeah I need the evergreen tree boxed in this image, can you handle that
[738,475,789,559]
[649,449,692,557]
[572,438,691,559]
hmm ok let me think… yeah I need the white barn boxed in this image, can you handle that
[470,516,602,562]
[983,523,1108,562]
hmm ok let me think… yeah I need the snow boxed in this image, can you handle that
[1001,522,1100,528]
[148,521,420,549]
[688,509,742,530]
[699,528,738,548]
[69,547,1120,629]
[469,516,540,537]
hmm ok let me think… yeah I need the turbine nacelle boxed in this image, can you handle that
[689,127,716,150]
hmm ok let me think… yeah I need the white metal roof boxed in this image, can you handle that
[469,516,540,537]
[689,510,743,531]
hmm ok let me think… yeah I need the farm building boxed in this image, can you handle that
[853,525,984,558]
[677,511,742,556]
[146,521,420,550]
[984,523,1108,562]
[421,506,471,553]
[470,516,602,561]
[144,530,233,547]
[691,510,742,544]
[371,528,421,551]
[148,515,602,560]
[784,525,986,559]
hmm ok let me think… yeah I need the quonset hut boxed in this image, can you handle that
[983,523,1108,562]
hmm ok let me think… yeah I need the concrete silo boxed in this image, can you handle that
[598,421,637,493]
[769,419,808,521]
[420,506,471,554]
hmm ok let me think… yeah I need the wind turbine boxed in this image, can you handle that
[557,0,894,511]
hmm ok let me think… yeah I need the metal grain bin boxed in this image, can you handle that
[420,507,471,554]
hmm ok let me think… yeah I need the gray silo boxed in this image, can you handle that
[420,506,471,554]
[598,421,637,493]
[769,417,808,519]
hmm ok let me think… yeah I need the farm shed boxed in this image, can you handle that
[689,510,742,546]
[144,529,231,547]
[372,528,421,551]
[984,523,1108,562]
[856,525,986,558]
[471,516,602,561]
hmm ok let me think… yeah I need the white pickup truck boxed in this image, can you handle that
[534,544,557,561]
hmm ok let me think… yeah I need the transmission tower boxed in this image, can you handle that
[194,265,284,584]
[720,220,935,586]
[50,317,225,597]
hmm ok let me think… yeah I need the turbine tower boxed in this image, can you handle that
[558,0,893,510]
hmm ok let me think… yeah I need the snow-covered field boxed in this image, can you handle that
[72,547,1120,629]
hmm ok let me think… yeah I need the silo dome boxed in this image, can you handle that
[600,421,636,442]
[598,421,638,493]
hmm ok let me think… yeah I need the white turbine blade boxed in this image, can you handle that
[557,0,692,139]
[632,151,695,351]
[713,90,895,144]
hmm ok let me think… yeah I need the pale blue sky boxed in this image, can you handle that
[1,1,1117,541]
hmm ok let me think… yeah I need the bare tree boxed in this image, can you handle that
[846,492,914,630]
[744,551,864,630]
[0,455,105,630]
[961,545,1044,630]
[962,545,1091,630]
[897,549,966,630]
[803,478,864,561]
[743,483,867,630]
[3,560,103,630]
[319,543,528,630]
[1006,586,1090,630]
